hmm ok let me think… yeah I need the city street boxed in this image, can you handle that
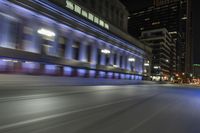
[0,77,200,133]
[0,0,198,133]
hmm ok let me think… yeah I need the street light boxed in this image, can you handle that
[101,49,110,54]
[128,58,135,62]
[144,63,149,66]
[37,28,56,37]
[154,66,160,69]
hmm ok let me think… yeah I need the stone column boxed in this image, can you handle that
[23,15,41,53]
[107,49,114,78]
[47,24,59,57]
[65,32,74,60]
[64,32,74,76]
[120,53,127,79]
[78,39,87,77]
[89,42,97,78]
[114,52,120,79]
[109,50,114,66]
[100,52,106,66]
[90,42,97,65]
[0,17,13,49]
[122,53,126,69]
[79,40,87,62]
[126,55,131,71]
[116,53,120,67]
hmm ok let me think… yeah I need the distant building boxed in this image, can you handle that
[128,0,192,75]
[141,28,176,81]
[154,0,180,7]
[193,64,200,78]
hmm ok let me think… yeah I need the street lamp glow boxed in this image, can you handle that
[128,58,135,62]
[181,16,187,20]
[113,65,118,68]
[144,63,149,66]
[37,28,56,37]
[166,59,169,63]
[101,49,111,54]
[154,66,159,69]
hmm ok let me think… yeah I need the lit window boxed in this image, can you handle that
[74,4,81,14]
[152,22,160,25]
[88,13,94,21]
[99,20,104,27]
[82,10,88,18]
[94,16,99,24]
[105,23,109,29]
[66,0,74,10]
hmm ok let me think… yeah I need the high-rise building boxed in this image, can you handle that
[154,0,179,7]
[141,28,176,81]
[0,0,151,80]
[128,0,192,75]
[193,64,200,78]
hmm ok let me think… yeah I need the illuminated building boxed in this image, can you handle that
[0,0,151,80]
[128,0,192,75]
[141,28,176,81]
[193,64,200,78]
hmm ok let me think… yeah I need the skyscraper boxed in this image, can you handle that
[128,0,192,75]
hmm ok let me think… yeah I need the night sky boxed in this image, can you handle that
[120,0,153,12]
[192,0,200,64]
[120,0,200,64]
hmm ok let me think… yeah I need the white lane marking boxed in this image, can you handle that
[123,99,178,133]
[0,97,135,130]
[0,84,159,102]
[0,88,121,102]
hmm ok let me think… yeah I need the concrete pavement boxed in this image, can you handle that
[0,75,200,133]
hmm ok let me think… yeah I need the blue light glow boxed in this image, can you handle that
[64,66,72,76]
[45,64,57,74]
[77,69,86,77]
[120,74,125,79]
[107,72,113,78]
[131,75,135,80]
[89,70,96,77]
[99,71,106,78]
[0,60,7,71]
[126,74,130,79]
[22,62,39,73]
[114,73,119,79]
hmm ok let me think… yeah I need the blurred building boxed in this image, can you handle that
[128,0,192,75]
[193,64,200,78]
[0,0,151,80]
[141,28,176,81]
[154,0,180,6]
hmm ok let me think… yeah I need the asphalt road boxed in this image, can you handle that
[0,83,200,133]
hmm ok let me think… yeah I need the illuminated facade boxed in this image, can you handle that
[141,28,176,81]
[193,64,200,78]
[128,0,192,75]
[0,0,151,80]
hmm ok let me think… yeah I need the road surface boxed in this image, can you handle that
[0,81,200,133]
